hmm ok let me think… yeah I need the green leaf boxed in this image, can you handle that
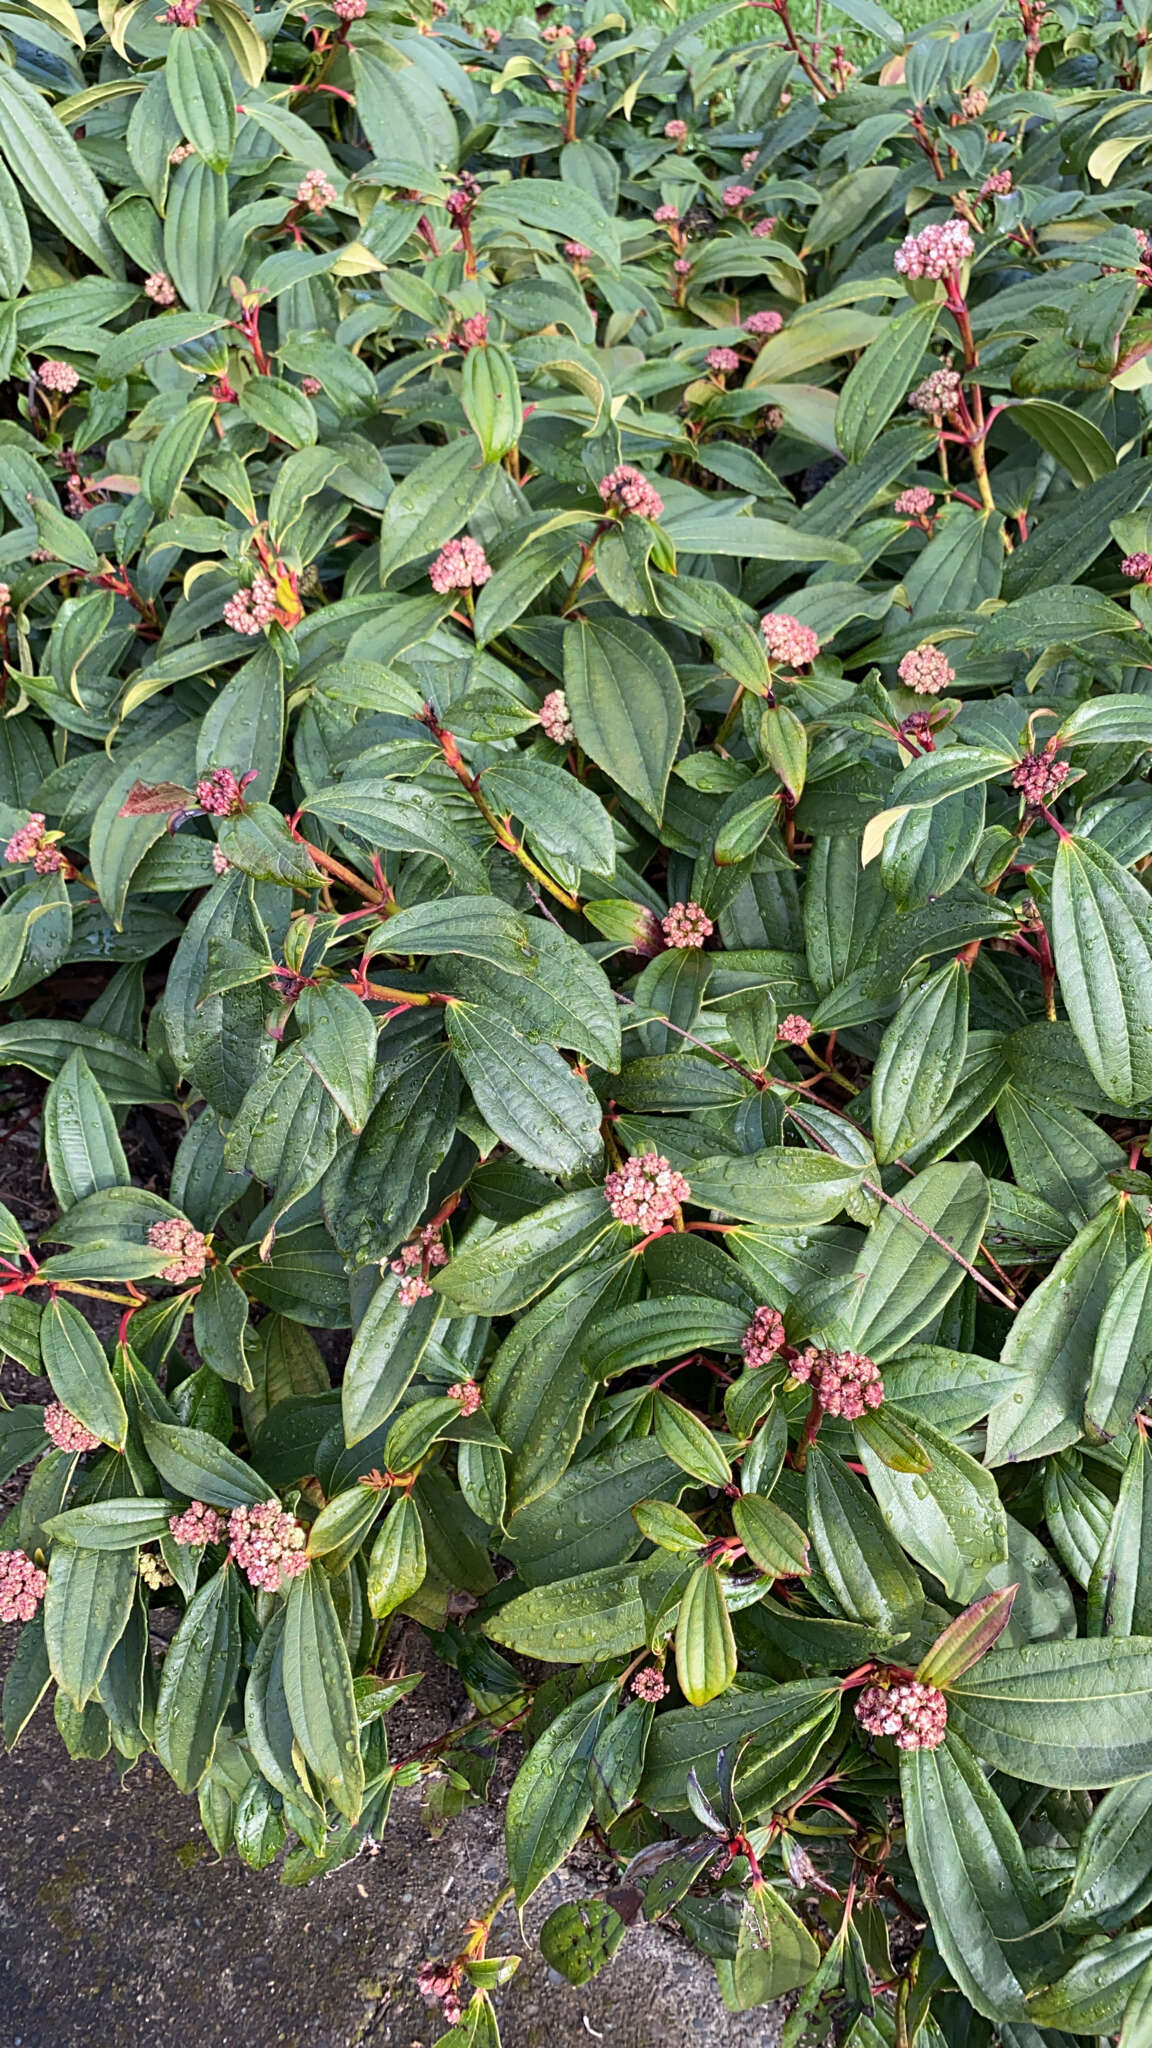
[191,1261,253,1389]
[1007,399,1118,486]
[44,1543,138,1708]
[154,1564,242,1792]
[687,1149,867,1227]
[445,1001,602,1176]
[836,300,939,462]
[479,758,616,878]
[42,1050,129,1209]
[675,1562,737,1706]
[563,617,684,825]
[341,1276,441,1445]
[1028,1932,1152,2033]
[860,1412,1007,1603]
[43,1498,175,1549]
[165,27,237,171]
[434,1189,622,1317]
[282,1566,364,1821]
[839,1162,990,1360]
[916,1588,1019,1688]
[653,1392,732,1487]
[296,983,377,1131]
[488,1562,651,1662]
[365,1494,426,1619]
[987,1194,1144,1466]
[0,66,122,277]
[640,1676,839,1816]
[948,1638,1152,1787]
[538,1900,626,1986]
[376,437,497,585]
[301,781,488,894]
[870,959,970,1164]
[505,1679,617,1903]
[40,1298,128,1450]
[1062,1772,1152,1930]
[901,1734,1062,2022]
[806,1444,923,1631]
[462,341,522,463]
[1051,835,1152,1109]
[139,1413,275,1508]
[582,1296,750,1380]
[1086,1248,1152,1442]
[732,1492,810,1578]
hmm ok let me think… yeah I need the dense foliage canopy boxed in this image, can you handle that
[7,0,1152,2038]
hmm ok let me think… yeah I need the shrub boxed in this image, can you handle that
[4,0,1152,2039]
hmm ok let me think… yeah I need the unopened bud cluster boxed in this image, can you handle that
[745,308,783,336]
[898,643,955,695]
[661,900,713,949]
[760,612,820,667]
[742,1305,785,1367]
[429,536,491,593]
[4,813,64,875]
[195,767,246,817]
[169,1501,226,1546]
[0,1548,47,1623]
[148,1217,210,1283]
[894,485,935,518]
[539,689,574,743]
[604,1153,690,1230]
[447,1379,482,1415]
[856,1676,947,1750]
[792,1346,884,1419]
[391,1223,449,1305]
[598,465,664,519]
[44,1403,102,1453]
[1011,749,1071,805]
[228,1501,307,1593]
[894,218,974,281]
[223,574,278,635]
[909,367,962,417]
[632,1666,669,1702]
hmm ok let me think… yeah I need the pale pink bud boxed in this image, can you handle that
[760,612,819,666]
[604,1153,690,1230]
[897,642,955,695]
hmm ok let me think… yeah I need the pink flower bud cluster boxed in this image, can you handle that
[653,203,680,225]
[139,1551,174,1591]
[457,313,489,351]
[894,218,975,281]
[228,1500,307,1593]
[760,612,820,667]
[0,1549,47,1624]
[300,375,323,396]
[742,1305,785,1368]
[777,1014,811,1045]
[722,184,754,209]
[223,574,278,635]
[792,1346,884,1419]
[856,1676,947,1750]
[540,689,574,743]
[604,1153,691,1231]
[445,174,481,222]
[745,308,783,336]
[598,464,664,519]
[894,485,935,518]
[664,119,687,141]
[296,169,338,214]
[447,1379,482,1415]
[960,86,988,118]
[145,271,177,305]
[564,240,592,261]
[44,1403,102,1453]
[417,1963,463,2028]
[980,168,1013,198]
[751,216,777,238]
[195,767,246,816]
[147,1216,210,1283]
[4,813,63,874]
[1123,552,1152,581]
[742,149,759,171]
[1011,749,1071,805]
[482,21,500,43]
[661,900,713,949]
[429,536,491,593]
[170,140,196,163]
[391,1223,449,1305]
[898,642,955,695]
[38,359,80,394]
[707,346,741,375]
[212,845,232,876]
[632,1666,669,1702]
[673,258,691,276]
[169,1501,226,1546]
[909,366,963,417]
[333,0,366,16]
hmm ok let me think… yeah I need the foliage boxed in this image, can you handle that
[4,0,1152,2041]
